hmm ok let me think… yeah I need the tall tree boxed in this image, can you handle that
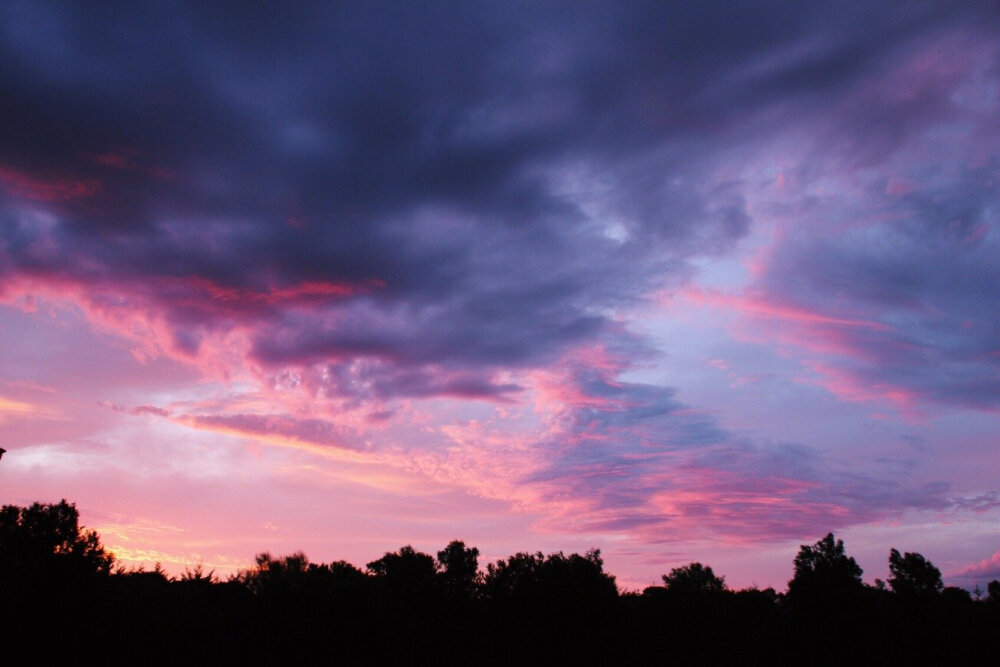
[437,540,480,597]
[787,533,863,602]
[887,549,943,596]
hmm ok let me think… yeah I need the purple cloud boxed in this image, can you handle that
[5,2,992,399]
[518,358,954,542]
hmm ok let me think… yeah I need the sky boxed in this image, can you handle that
[0,1,998,591]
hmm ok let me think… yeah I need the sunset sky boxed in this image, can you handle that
[1,1,998,591]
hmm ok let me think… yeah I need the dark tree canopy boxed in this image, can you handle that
[243,551,310,595]
[2,498,999,662]
[987,580,1000,603]
[437,539,480,596]
[888,548,943,597]
[662,562,727,595]
[484,548,617,606]
[483,551,545,601]
[368,545,437,578]
[787,533,863,602]
[367,545,438,598]
[0,499,114,589]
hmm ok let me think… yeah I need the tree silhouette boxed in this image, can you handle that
[180,563,217,585]
[483,549,616,607]
[327,559,368,584]
[437,539,480,597]
[367,545,437,599]
[244,551,311,596]
[539,549,618,604]
[0,499,114,592]
[887,548,942,597]
[0,497,998,661]
[661,562,727,595]
[483,551,544,602]
[787,533,863,603]
[987,580,1000,605]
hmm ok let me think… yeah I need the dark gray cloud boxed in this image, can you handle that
[1,1,996,401]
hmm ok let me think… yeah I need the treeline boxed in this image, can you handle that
[2,500,998,662]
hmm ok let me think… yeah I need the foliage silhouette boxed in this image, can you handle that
[2,499,999,661]
[437,539,480,597]
[243,551,311,596]
[0,498,113,593]
[180,563,217,585]
[888,548,943,597]
[484,548,617,610]
[367,544,438,600]
[483,550,544,601]
[787,532,863,604]
[661,562,727,595]
[988,580,1000,603]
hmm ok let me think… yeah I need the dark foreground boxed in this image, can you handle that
[3,500,998,663]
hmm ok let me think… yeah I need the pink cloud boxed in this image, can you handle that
[92,150,178,182]
[0,271,383,384]
[0,165,102,202]
[681,286,888,333]
[669,285,946,411]
[154,275,382,314]
[174,412,360,455]
[954,551,1000,582]
[101,402,173,418]
[800,360,920,413]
